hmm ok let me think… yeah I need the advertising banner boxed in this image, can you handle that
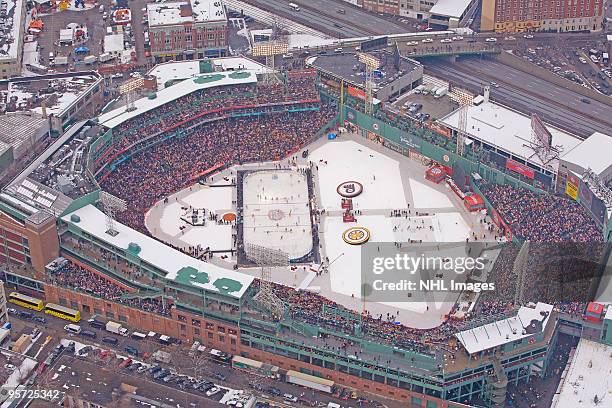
[566,173,579,200]
[347,86,366,100]
[506,159,535,179]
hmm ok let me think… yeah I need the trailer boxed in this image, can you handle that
[84,55,97,65]
[285,370,334,393]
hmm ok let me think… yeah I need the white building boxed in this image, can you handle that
[428,0,477,29]
[0,0,26,79]
[551,338,612,408]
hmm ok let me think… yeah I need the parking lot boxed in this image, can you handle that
[394,88,459,123]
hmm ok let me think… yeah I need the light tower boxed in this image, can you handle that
[455,88,475,157]
[99,191,127,237]
[252,41,289,85]
[358,53,380,116]
[118,77,145,112]
[245,243,288,318]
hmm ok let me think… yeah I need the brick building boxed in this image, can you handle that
[146,0,228,62]
[481,0,606,32]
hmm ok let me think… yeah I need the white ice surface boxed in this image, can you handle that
[409,178,453,209]
[310,140,407,211]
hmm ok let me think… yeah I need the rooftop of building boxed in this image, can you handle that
[147,56,270,90]
[4,120,101,216]
[429,0,474,19]
[455,302,554,355]
[1,73,101,118]
[61,204,254,299]
[438,98,583,172]
[551,338,612,408]
[0,111,48,157]
[561,132,612,177]
[311,51,421,90]
[0,347,38,390]
[0,0,24,61]
[146,0,226,27]
[98,70,258,129]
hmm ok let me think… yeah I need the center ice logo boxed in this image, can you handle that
[337,181,364,198]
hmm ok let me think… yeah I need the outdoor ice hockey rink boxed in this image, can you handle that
[146,133,498,329]
[241,169,314,260]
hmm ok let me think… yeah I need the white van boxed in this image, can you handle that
[64,324,82,334]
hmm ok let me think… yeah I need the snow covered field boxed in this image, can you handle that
[309,140,408,211]
[148,183,234,251]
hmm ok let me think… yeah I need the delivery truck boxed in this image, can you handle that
[106,321,129,337]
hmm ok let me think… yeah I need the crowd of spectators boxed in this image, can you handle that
[101,106,337,233]
[49,261,171,316]
[480,184,603,242]
[100,76,320,162]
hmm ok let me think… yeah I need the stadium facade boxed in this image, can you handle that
[0,64,611,408]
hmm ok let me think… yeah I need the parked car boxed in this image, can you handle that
[206,387,221,397]
[485,37,497,43]
[102,337,119,346]
[283,394,298,403]
[18,311,34,319]
[268,387,281,396]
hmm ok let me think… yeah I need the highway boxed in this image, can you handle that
[424,57,612,138]
[234,0,413,37]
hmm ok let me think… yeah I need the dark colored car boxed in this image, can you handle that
[80,330,97,339]
[124,346,139,357]
[102,337,119,346]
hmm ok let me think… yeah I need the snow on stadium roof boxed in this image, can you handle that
[147,57,271,90]
[455,302,554,355]
[98,70,258,129]
[560,132,612,177]
[551,338,612,408]
[429,0,474,19]
[439,100,581,172]
[61,204,253,299]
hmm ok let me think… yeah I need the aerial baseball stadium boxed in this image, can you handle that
[0,8,611,407]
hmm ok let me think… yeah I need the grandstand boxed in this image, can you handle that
[0,55,610,408]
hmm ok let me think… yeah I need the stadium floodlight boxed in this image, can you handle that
[100,191,127,237]
[251,41,289,57]
[357,52,381,70]
[119,77,145,112]
[252,41,289,85]
[357,53,380,115]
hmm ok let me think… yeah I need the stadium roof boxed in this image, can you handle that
[551,338,611,408]
[560,132,612,176]
[429,0,474,18]
[455,302,554,355]
[439,100,582,173]
[98,70,258,129]
[147,57,270,90]
[61,204,254,299]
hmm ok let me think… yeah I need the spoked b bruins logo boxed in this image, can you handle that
[337,181,364,198]
[342,226,371,245]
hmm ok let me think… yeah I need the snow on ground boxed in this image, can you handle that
[182,223,233,249]
[183,185,233,210]
[435,212,471,242]
[288,34,337,50]
[310,140,407,211]
[409,178,453,209]
[243,169,313,260]
[151,183,234,251]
